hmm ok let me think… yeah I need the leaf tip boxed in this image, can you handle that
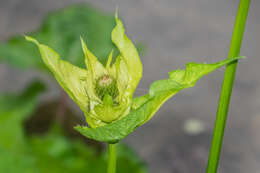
[106,49,114,68]
[115,6,119,19]
[74,124,83,129]
[239,56,246,59]
[80,36,88,53]
[74,125,80,130]
[74,125,86,133]
[24,36,39,45]
[80,36,84,45]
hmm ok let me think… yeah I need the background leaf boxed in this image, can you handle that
[0,81,45,153]
[29,127,147,173]
[0,4,116,70]
[0,3,144,75]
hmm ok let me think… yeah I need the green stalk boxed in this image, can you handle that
[107,143,117,173]
[206,0,251,172]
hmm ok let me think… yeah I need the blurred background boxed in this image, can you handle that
[0,0,259,173]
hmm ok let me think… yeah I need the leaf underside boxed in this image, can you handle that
[75,56,244,143]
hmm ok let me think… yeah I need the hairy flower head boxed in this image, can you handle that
[26,13,142,128]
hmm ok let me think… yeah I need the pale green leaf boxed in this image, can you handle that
[75,56,244,143]
[80,37,108,79]
[169,57,244,86]
[115,56,130,102]
[106,50,114,69]
[111,13,143,97]
[138,56,245,124]
[25,36,89,112]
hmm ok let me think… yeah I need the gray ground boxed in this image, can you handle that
[0,0,260,173]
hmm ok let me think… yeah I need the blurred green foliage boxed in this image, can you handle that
[0,81,45,153]
[0,82,147,173]
[0,4,116,70]
[0,4,143,71]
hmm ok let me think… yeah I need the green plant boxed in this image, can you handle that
[206,0,251,172]
[0,4,147,173]
[26,10,244,173]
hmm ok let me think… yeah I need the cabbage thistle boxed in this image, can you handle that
[26,14,244,144]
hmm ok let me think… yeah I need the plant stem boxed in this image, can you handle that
[107,143,117,173]
[206,0,251,173]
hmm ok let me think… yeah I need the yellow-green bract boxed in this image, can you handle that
[26,14,244,144]
[26,13,142,128]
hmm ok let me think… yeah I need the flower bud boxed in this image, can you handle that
[95,75,119,101]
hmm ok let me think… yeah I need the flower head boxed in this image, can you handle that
[26,11,244,143]
[26,13,142,128]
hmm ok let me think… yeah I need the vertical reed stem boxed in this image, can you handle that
[206,0,251,172]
